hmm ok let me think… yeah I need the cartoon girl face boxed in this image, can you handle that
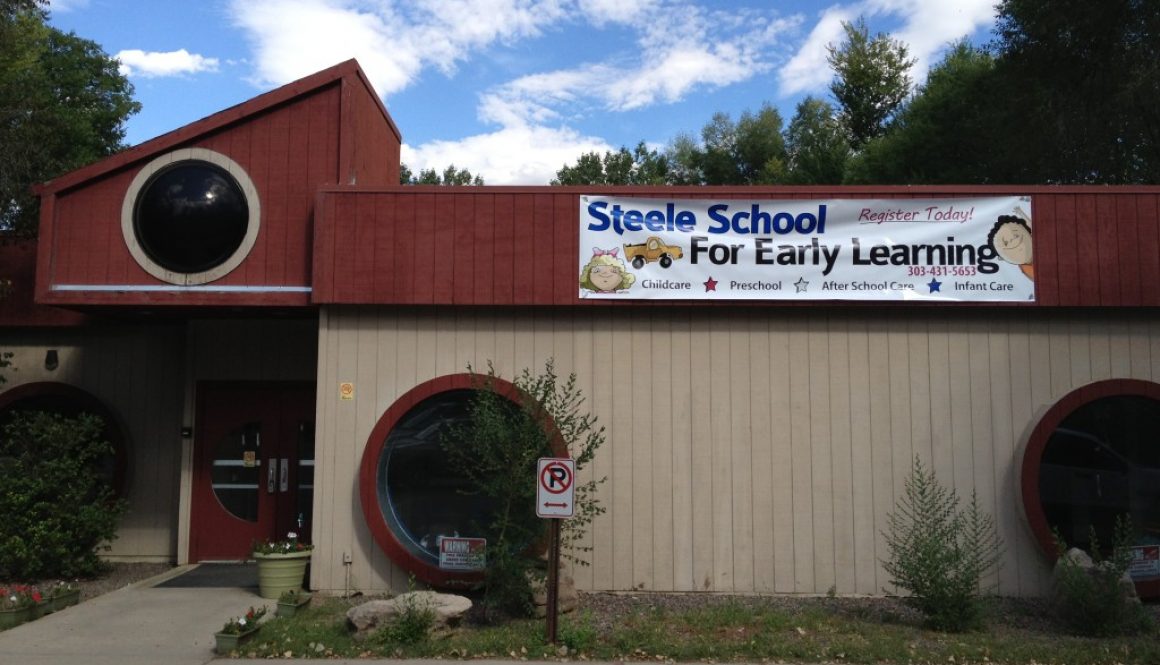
[988,215,1033,266]
[580,249,635,293]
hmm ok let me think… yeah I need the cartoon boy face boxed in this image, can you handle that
[989,216,1033,266]
[589,264,625,292]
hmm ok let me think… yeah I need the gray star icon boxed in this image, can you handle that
[794,277,809,293]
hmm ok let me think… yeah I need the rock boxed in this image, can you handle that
[346,591,472,640]
[530,570,578,618]
[1051,546,1140,605]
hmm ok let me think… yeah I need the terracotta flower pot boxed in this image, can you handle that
[253,550,311,599]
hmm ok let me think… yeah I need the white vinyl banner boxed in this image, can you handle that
[577,196,1035,302]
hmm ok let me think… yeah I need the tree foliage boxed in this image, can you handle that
[399,163,483,185]
[0,4,139,235]
[442,360,605,621]
[784,96,850,185]
[826,18,915,152]
[0,410,126,579]
[845,42,1000,184]
[552,142,668,186]
[990,0,1160,183]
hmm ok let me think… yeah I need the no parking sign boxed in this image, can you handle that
[536,457,575,518]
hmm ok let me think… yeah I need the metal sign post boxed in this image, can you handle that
[536,457,575,645]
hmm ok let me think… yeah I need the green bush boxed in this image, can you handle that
[0,410,126,579]
[443,359,605,621]
[882,456,1002,632]
[1052,518,1154,637]
[374,592,437,645]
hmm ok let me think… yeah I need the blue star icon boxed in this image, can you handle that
[927,278,942,293]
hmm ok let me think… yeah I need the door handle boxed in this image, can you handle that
[267,458,276,494]
[280,458,289,493]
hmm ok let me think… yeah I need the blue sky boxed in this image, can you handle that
[47,0,998,184]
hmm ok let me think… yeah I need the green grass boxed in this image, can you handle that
[229,595,1160,663]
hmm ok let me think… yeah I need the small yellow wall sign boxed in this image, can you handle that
[339,382,355,400]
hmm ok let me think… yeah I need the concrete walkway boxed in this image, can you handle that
[0,566,261,665]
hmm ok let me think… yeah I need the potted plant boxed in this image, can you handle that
[45,582,81,613]
[0,586,41,629]
[213,605,266,654]
[275,588,312,618]
[252,532,313,599]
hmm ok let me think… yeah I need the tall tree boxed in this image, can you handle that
[845,42,1001,184]
[0,3,140,235]
[552,142,668,185]
[665,104,787,185]
[400,164,483,185]
[784,96,850,184]
[826,17,915,151]
[992,0,1160,183]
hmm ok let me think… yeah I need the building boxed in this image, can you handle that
[2,60,1159,598]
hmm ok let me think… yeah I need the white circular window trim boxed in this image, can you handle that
[121,147,262,286]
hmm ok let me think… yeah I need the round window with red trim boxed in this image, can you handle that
[359,375,561,588]
[1022,379,1160,597]
[0,382,129,498]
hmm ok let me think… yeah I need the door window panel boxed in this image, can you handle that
[211,422,262,522]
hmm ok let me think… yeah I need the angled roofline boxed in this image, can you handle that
[34,58,401,196]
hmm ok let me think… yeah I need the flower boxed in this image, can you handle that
[0,585,42,609]
[252,531,314,555]
[46,581,78,599]
[220,605,267,634]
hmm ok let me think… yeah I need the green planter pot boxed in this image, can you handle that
[214,626,260,654]
[276,591,312,618]
[0,606,33,630]
[48,589,80,612]
[253,550,311,599]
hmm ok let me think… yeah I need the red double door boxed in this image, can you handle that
[190,383,316,561]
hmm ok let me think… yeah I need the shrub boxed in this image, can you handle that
[374,592,436,645]
[442,359,605,621]
[0,410,126,579]
[1052,517,1154,637]
[882,456,1002,631]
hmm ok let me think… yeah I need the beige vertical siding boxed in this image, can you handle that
[0,326,184,561]
[314,306,1160,597]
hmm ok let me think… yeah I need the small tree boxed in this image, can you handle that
[883,456,1002,631]
[0,410,126,579]
[443,360,605,620]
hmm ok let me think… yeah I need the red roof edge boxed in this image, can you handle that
[34,59,399,196]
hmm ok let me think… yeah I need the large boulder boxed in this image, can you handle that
[346,591,472,640]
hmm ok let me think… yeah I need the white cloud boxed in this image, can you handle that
[227,0,568,97]
[402,125,613,185]
[115,49,220,78]
[777,0,997,96]
[227,0,803,184]
[47,0,89,12]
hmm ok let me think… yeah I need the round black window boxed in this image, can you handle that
[132,160,249,274]
[376,390,509,565]
[1039,395,1160,552]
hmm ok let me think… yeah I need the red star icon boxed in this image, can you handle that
[703,276,718,292]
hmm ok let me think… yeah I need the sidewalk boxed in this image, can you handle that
[0,566,259,665]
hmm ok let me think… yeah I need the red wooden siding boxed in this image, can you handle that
[33,60,400,309]
[312,187,1160,307]
[0,240,87,327]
